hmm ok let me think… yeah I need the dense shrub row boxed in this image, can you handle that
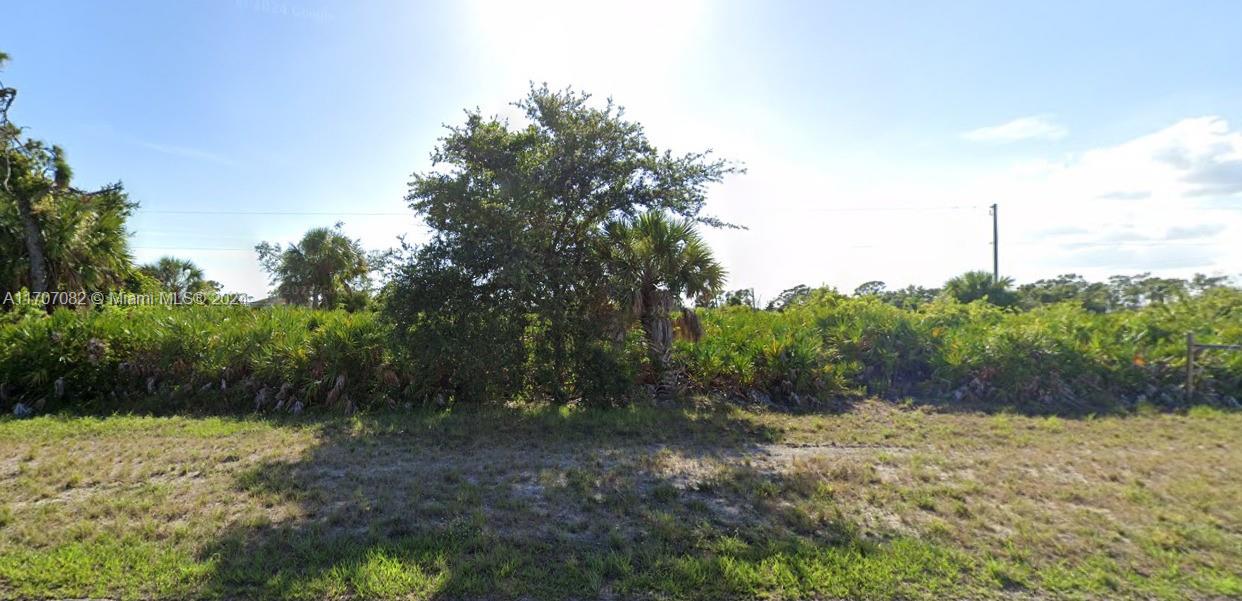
[1,289,1239,414]
[0,306,401,413]
[679,288,1242,412]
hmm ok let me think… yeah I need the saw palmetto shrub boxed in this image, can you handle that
[2,288,1238,414]
[676,305,855,404]
[0,305,402,413]
[812,297,943,398]
[676,288,1242,412]
[934,290,1242,411]
[931,303,1124,411]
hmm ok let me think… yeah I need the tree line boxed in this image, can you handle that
[3,50,1238,407]
[748,271,1232,313]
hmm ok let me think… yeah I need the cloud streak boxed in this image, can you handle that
[135,140,236,166]
[962,115,1068,143]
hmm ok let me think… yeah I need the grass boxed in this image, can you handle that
[0,400,1239,600]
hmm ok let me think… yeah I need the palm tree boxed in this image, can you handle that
[1,166,137,298]
[943,270,1016,307]
[4,54,136,300]
[602,211,726,400]
[255,226,369,309]
[139,256,216,297]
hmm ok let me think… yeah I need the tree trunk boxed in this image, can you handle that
[14,190,50,294]
[549,311,570,404]
[641,288,676,401]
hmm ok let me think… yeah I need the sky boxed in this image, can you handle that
[5,0,1242,303]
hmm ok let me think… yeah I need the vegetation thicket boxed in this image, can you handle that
[2,285,1238,414]
[2,52,1240,416]
[381,85,738,405]
[681,286,1242,412]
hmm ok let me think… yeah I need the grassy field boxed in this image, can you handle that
[0,401,1239,600]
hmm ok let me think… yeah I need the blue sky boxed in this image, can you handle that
[5,0,1241,301]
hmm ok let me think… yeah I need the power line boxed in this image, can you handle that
[132,246,253,252]
[1010,240,1221,248]
[135,210,409,216]
[773,205,983,213]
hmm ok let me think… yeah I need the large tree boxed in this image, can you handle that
[601,211,725,399]
[2,52,135,301]
[386,85,739,403]
[256,225,370,309]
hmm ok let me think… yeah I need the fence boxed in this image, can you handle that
[1186,332,1242,401]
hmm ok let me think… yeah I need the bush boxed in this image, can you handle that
[2,288,1239,415]
[676,306,854,404]
[675,289,1242,413]
[0,305,402,413]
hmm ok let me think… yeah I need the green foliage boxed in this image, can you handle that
[3,54,135,299]
[600,211,726,398]
[1015,272,1230,313]
[1,287,1239,415]
[384,85,738,404]
[1016,273,1111,312]
[0,150,136,296]
[122,270,165,296]
[942,270,1016,307]
[677,305,853,403]
[0,306,401,412]
[766,284,811,311]
[256,225,370,310]
[138,256,221,297]
[677,288,1242,412]
[719,288,756,308]
[601,211,726,310]
[851,281,940,311]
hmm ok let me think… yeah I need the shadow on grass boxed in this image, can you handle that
[196,404,967,600]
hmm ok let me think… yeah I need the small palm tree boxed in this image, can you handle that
[140,256,216,297]
[602,211,726,400]
[255,226,370,309]
[943,270,1016,307]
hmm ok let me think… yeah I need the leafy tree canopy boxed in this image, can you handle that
[767,284,813,311]
[385,85,739,403]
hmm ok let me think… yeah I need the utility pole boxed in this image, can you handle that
[990,203,999,283]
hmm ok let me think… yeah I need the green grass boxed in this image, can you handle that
[1,401,1239,599]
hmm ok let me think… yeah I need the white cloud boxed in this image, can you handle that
[962,115,1068,143]
[701,116,1242,300]
[970,116,1242,283]
[1008,116,1242,202]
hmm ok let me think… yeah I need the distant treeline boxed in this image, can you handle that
[721,271,1234,313]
